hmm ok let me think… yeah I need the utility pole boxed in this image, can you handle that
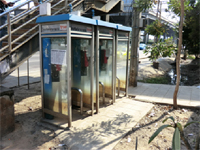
[129,7,141,87]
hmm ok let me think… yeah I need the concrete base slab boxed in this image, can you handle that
[50,98,154,150]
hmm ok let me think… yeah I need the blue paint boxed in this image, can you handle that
[36,14,96,25]
[69,4,72,12]
[92,9,95,17]
[117,25,132,31]
[42,38,52,97]
[72,39,81,87]
[96,20,117,29]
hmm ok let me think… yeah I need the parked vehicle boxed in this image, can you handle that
[139,43,146,50]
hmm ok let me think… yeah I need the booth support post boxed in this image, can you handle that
[90,26,94,116]
[67,20,72,127]
[115,30,118,98]
[112,29,116,103]
[125,32,130,97]
[39,24,45,118]
[96,26,99,113]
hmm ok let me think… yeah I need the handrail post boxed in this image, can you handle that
[27,59,29,89]
[71,87,83,115]
[7,12,12,53]
[116,77,120,97]
[28,1,30,10]
[99,81,105,104]
[17,67,20,86]
[65,0,68,12]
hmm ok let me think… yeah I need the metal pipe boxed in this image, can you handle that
[11,25,39,45]
[125,32,130,97]
[17,67,20,86]
[67,21,72,128]
[99,81,105,104]
[96,26,99,114]
[7,12,11,53]
[11,32,39,52]
[71,87,83,115]
[27,59,29,89]
[116,77,120,97]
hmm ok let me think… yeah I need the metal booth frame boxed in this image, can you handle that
[37,14,96,128]
[96,20,117,109]
[116,25,132,97]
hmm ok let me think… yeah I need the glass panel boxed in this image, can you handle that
[117,40,128,91]
[42,37,68,116]
[99,39,113,98]
[71,38,95,107]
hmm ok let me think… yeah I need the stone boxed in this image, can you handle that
[0,87,15,138]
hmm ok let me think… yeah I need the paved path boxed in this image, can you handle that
[44,98,154,150]
[128,82,200,107]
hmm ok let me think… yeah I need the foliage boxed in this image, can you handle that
[144,37,177,61]
[187,55,195,60]
[183,1,200,58]
[138,76,170,84]
[167,0,193,16]
[149,116,200,150]
[133,0,155,11]
[145,20,167,38]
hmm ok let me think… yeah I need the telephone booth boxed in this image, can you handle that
[36,14,96,127]
[95,20,117,107]
[116,25,131,96]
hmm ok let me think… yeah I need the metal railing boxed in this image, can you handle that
[71,87,83,115]
[116,76,120,97]
[99,81,105,104]
[0,0,82,62]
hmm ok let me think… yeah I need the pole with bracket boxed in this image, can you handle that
[129,7,141,87]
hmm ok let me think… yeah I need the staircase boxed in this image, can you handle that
[0,0,123,82]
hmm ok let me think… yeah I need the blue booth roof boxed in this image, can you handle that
[96,20,117,29]
[117,25,132,31]
[36,14,131,31]
[36,14,96,25]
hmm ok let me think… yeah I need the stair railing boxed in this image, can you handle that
[0,0,81,62]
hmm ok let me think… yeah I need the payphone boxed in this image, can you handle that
[37,14,96,127]
[116,25,131,96]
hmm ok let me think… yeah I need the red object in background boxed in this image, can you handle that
[56,64,61,71]
[101,50,107,64]
[81,51,89,67]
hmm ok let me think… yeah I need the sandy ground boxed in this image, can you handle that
[0,83,62,149]
[113,105,200,150]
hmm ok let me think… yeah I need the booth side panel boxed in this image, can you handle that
[42,38,53,118]
[71,39,92,107]
[99,39,113,98]
[42,37,69,117]
[116,40,129,91]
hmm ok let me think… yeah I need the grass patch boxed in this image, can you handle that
[138,76,170,84]
[187,55,195,60]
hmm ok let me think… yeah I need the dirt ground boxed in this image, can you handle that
[113,57,200,150]
[0,57,200,150]
[0,83,62,150]
[113,105,200,150]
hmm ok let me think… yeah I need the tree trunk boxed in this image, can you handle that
[129,7,141,87]
[173,0,184,109]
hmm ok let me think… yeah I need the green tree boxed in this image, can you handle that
[145,20,167,41]
[167,0,193,16]
[168,0,184,109]
[183,1,200,58]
